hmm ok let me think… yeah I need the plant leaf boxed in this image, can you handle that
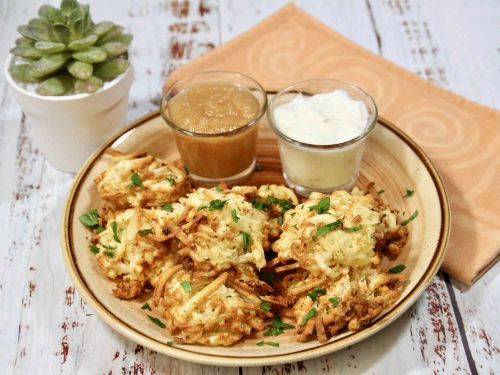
[60,0,78,15]
[36,72,74,96]
[113,33,133,45]
[99,41,128,57]
[25,53,72,79]
[67,60,93,80]
[10,44,46,59]
[68,34,98,51]
[9,63,40,83]
[34,41,66,53]
[92,21,114,37]
[98,25,125,44]
[72,47,107,63]
[74,75,102,93]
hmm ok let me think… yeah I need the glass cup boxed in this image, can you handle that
[161,71,267,184]
[267,79,378,196]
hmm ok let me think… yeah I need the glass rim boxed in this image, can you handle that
[267,78,378,150]
[160,70,268,138]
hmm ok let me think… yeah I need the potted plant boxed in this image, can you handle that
[4,0,133,172]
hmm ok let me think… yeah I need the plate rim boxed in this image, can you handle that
[61,110,450,367]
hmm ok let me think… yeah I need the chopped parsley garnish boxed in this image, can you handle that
[256,340,279,347]
[316,220,342,236]
[102,244,116,250]
[207,199,227,211]
[161,203,174,212]
[166,176,176,185]
[277,216,284,226]
[242,231,251,252]
[166,341,174,347]
[401,210,418,225]
[388,264,406,274]
[95,225,105,233]
[89,244,100,254]
[231,209,240,223]
[104,251,114,258]
[346,226,363,232]
[148,315,166,329]
[267,196,294,213]
[138,228,153,235]
[260,301,271,312]
[79,209,99,228]
[141,302,152,311]
[263,317,294,336]
[329,297,341,307]
[306,287,326,302]
[111,221,121,243]
[309,197,330,214]
[183,165,190,174]
[128,172,144,188]
[377,189,385,195]
[300,308,317,326]
[252,199,270,211]
[215,186,223,192]
[403,189,414,198]
[258,270,276,284]
[181,280,192,293]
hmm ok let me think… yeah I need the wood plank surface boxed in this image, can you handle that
[0,0,498,374]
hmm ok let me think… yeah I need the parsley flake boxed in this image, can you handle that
[141,302,152,311]
[148,315,166,329]
[161,203,173,212]
[95,225,105,233]
[79,209,99,228]
[215,186,223,192]
[309,197,330,214]
[260,301,271,312]
[242,231,251,252]
[401,210,418,225]
[104,251,114,258]
[306,287,326,302]
[388,264,406,274]
[263,317,294,336]
[128,172,144,188]
[346,226,363,232]
[277,216,284,226]
[207,199,227,211]
[138,228,153,235]
[166,341,174,347]
[377,189,385,195]
[111,221,121,243]
[166,176,176,185]
[300,308,317,326]
[256,340,279,347]
[329,297,341,307]
[316,220,342,236]
[252,199,270,211]
[231,209,240,223]
[89,244,100,254]
[403,189,414,198]
[183,165,190,174]
[181,280,192,293]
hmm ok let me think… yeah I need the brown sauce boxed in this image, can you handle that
[166,82,261,179]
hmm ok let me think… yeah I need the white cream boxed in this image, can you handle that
[272,89,371,193]
[274,90,368,145]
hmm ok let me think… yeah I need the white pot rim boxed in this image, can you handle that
[4,53,131,102]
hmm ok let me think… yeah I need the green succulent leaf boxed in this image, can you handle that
[9,63,40,83]
[34,41,66,53]
[113,33,133,45]
[74,75,103,93]
[10,44,46,59]
[94,58,128,81]
[100,42,128,57]
[37,72,74,96]
[61,0,79,15]
[37,5,59,21]
[72,47,107,63]
[51,24,70,44]
[17,24,49,41]
[67,60,93,80]
[68,35,98,51]
[92,21,114,37]
[15,37,34,47]
[25,52,72,78]
[98,25,125,44]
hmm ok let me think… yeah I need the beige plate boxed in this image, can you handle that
[61,110,450,367]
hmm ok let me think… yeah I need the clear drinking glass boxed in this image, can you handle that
[267,79,378,196]
[161,71,267,184]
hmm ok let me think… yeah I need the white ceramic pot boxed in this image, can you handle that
[4,54,133,172]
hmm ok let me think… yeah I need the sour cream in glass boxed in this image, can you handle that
[268,80,377,196]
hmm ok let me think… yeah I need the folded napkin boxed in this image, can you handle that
[165,4,499,285]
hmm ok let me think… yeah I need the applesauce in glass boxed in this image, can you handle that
[161,71,267,183]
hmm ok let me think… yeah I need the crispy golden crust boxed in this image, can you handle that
[95,152,191,209]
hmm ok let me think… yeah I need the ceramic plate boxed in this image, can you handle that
[61,110,449,366]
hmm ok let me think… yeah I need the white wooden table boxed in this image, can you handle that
[1,1,499,373]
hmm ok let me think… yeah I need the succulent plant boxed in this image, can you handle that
[9,0,132,96]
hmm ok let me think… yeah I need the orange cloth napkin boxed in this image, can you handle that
[165,4,499,285]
